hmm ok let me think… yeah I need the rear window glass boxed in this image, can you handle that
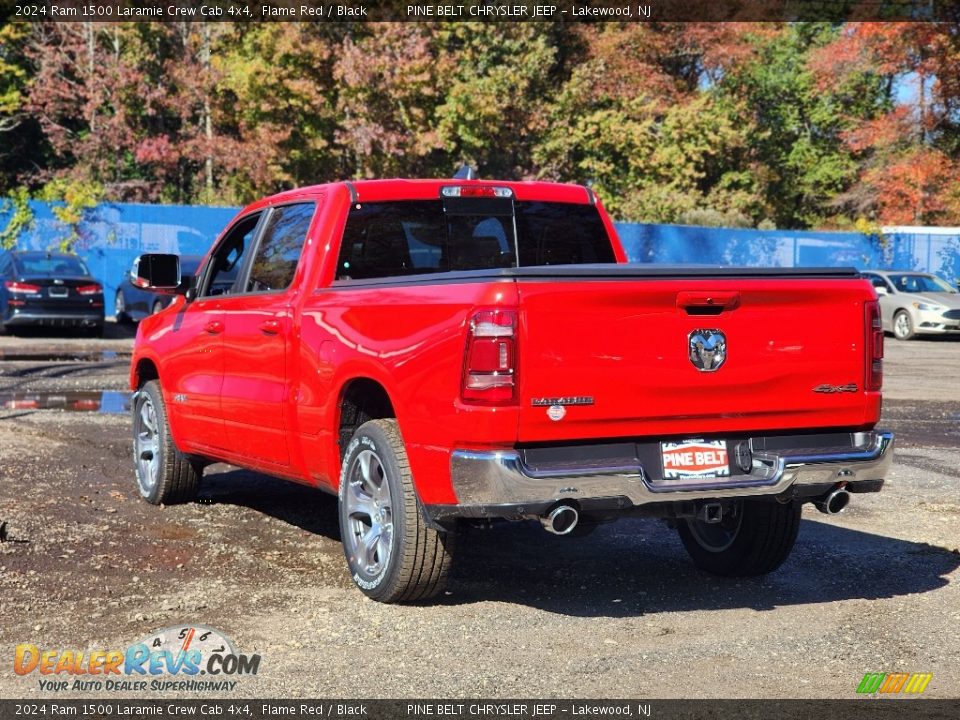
[335,200,614,281]
[15,255,90,277]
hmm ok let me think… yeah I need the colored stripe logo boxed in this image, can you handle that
[857,672,933,695]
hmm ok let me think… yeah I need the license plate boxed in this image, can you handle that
[661,439,730,480]
[48,287,68,297]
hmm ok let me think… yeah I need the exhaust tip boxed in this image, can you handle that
[815,488,851,515]
[541,504,579,535]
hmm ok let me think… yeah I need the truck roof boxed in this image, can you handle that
[245,179,597,212]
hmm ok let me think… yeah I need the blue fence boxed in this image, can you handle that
[615,223,960,284]
[5,201,238,316]
[3,201,959,317]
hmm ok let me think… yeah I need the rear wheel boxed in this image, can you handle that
[133,380,201,505]
[338,419,456,603]
[678,499,801,576]
[893,310,915,340]
[115,291,130,324]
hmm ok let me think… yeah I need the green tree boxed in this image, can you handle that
[0,187,34,250]
[536,24,768,224]
[719,23,886,228]
[219,23,341,193]
[0,22,41,195]
[334,24,446,178]
[435,23,560,178]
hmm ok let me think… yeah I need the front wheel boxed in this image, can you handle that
[893,310,915,340]
[338,419,456,603]
[677,499,801,576]
[133,380,201,505]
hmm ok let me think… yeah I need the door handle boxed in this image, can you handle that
[676,291,741,313]
[204,321,224,334]
[259,320,281,335]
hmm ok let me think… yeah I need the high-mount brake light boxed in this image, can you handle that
[4,281,41,294]
[77,283,102,295]
[461,309,518,405]
[441,186,514,199]
[865,300,883,392]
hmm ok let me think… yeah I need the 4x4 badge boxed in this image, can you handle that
[689,329,726,372]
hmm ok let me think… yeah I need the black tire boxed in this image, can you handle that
[338,419,456,603]
[115,291,131,324]
[677,499,801,576]
[132,380,201,505]
[893,310,915,340]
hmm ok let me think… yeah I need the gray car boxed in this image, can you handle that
[861,270,960,340]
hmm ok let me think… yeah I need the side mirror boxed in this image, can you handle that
[131,254,181,292]
[875,285,889,296]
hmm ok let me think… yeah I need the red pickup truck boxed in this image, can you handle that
[129,179,893,602]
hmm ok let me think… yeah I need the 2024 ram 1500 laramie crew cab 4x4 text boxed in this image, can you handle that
[129,179,893,602]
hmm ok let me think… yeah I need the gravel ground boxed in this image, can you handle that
[0,324,957,700]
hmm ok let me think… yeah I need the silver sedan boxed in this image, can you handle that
[861,270,960,340]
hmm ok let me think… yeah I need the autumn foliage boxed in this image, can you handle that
[2,21,960,228]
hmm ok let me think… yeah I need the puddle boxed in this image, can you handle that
[0,350,130,362]
[0,391,131,414]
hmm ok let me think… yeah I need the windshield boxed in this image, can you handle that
[888,274,956,293]
[14,254,90,277]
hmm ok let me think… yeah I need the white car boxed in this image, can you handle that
[861,270,960,340]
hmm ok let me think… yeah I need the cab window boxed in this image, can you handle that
[202,213,262,297]
[245,203,315,293]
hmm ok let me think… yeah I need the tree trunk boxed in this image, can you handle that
[201,22,213,195]
[86,23,96,134]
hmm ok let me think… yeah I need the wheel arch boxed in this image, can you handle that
[336,376,398,461]
[132,357,160,391]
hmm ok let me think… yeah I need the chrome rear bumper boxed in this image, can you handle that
[449,431,893,507]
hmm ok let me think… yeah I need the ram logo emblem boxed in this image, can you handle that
[688,329,727,372]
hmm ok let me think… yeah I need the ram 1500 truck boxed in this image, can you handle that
[129,179,893,602]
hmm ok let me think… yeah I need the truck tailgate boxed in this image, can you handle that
[514,267,878,442]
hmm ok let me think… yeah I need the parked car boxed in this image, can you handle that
[116,255,203,323]
[861,270,960,340]
[129,178,891,603]
[0,250,104,336]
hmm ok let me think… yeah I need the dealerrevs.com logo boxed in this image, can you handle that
[14,625,261,693]
[857,672,933,696]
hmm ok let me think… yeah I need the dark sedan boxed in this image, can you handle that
[0,250,105,336]
[115,255,203,323]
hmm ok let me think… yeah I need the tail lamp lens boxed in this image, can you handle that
[77,284,102,295]
[865,300,883,391]
[5,281,41,294]
[462,309,517,404]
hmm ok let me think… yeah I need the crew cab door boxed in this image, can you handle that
[219,201,317,469]
[163,212,264,454]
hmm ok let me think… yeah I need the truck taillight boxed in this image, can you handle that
[462,309,517,405]
[4,281,41,294]
[865,300,883,391]
[77,284,102,295]
[440,186,514,198]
